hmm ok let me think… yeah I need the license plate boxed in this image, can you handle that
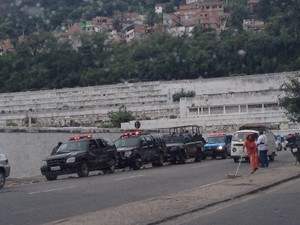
[50,166,60,171]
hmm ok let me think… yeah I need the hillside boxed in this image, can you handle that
[0,0,299,93]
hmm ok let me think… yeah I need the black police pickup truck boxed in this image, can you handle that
[41,134,118,181]
[114,131,166,170]
[163,125,204,163]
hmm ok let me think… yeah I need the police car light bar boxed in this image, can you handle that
[122,131,142,137]
[69,134,93,140]
[210,132,226,136]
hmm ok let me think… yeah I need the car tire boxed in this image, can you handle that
[222,150,228,159]
[234,158,239,163]
[0,172,5,188]
[107,159,115,174]
[179,151,186,164]
[156,152,164,167]
[45,174,57,181]
[78,163,89,177]
[132,157,142,170]
[170,156,177,165]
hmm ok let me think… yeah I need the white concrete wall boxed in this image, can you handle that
[0,71,299,127]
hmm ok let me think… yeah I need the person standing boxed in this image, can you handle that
[242,133,259,174]
[257,131,269,167]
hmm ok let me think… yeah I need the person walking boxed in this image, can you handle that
[257,130,269,167]
[242,133,259,174]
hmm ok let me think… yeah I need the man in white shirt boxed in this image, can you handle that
[257,131,268,167]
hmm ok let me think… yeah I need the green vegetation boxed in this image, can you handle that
[279,74,300,122]
[0,0,299,93]
[6,120,18,126]
[172,89,196,102]
[108,105,135,128]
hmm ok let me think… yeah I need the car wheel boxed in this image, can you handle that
[234,158,239,163]
[107,159,115,174]
[222,150,228,159]
[179,151,186,164]
[45,174,57,181]
[78,163,89,177]
[0,172,5,188]
[132,157,142,170]
[156,152,164,167]
[170,156,177,165]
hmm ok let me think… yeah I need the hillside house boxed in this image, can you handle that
[0,39,14,56]
[92,16,113,30]
[243,19,264,31]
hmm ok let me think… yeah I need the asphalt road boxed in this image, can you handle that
[178,176,300,225]
[0,150,295,225]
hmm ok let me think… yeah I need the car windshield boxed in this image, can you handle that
[232,132,258,142]
[163,135,184,143]
[56,140,89,153]
[114,137,141,148]
[206,136,225,143]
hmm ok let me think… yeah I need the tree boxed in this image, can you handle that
[278,75,300,122]
[108,105,135,128]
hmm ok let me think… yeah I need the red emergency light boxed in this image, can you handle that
[210,132,226,136]
[122,131,142,137]
[69,134,93,140]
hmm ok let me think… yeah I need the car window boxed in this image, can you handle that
[114,137,141,148]
[96,139,106,148]
[57,140,89,152]
[184,135,193,143]
[207,136,226,143]
[102,137,114,147]
[89,140,98,149]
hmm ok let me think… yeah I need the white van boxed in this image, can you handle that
[231,125,277,163]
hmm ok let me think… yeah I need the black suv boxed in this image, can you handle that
[41,134,118,181]
[114,131,166,170]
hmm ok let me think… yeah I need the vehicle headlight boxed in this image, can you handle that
[124,150,133,157]
[66,157,76,163]
[217,146,224,150]
[42,160,47,166]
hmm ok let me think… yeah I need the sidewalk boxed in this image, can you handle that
[45,163,300,225]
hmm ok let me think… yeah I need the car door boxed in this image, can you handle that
[99,138,117,165]
[140,136,152,161]
[184,134,197,157]
[87,139,102,170]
